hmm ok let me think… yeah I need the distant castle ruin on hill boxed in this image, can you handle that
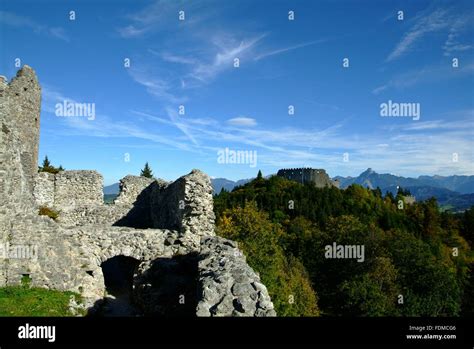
[277,168,339,188]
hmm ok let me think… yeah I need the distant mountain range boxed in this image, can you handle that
[333,168,474,211]
[334,168,474,194]
[211,178,253,193]
[103,169,474,211]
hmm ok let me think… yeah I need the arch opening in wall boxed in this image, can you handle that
[97,255,141,316]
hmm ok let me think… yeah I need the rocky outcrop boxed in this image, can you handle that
[196,237,276,316]
[0,66,275,316]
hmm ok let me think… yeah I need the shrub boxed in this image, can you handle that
[38,206,59,220]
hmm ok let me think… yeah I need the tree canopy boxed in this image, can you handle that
[214,175,473,316]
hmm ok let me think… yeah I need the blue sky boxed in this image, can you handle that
[1,0,473,185]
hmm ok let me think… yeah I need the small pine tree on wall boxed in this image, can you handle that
[38,156,64,174]
[42,155,51,169]
[140,162,153,178]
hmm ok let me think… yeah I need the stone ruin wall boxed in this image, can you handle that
[1,66,276,317]
[0,67,40,285]
[33,169,216,244]
[0,67,40,193]
[277,167,339,188]
[34,170,103,209]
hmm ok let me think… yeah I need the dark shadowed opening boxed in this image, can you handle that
[113,182,155,228]
[134,253,200,316]
[89,253,199,317]
[92,255,141,316]
[101,255,140,297]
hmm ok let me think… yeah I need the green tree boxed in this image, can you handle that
[461,206,474,245]
[257,170,263,180]
[42,156,51,169]
[386,230,461,316]
[140,162,153,178]
[39,155,64,174]
[339,257,400,316]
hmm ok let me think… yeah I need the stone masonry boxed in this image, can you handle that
[0,66,275,316]
[277,168,339,188]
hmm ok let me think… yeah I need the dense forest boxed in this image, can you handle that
[213,173,474,317]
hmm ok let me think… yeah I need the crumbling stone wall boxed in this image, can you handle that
[34,170,103,210]
[0,68,40,285]
[33,172,55,206]
[113,175,161,206]
[277,167,338,188]
[55,170,103,208]
[150,169,215,237]
[1,66,40,192]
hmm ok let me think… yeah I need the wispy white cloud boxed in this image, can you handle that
[46,84,473,176]
[372,62,474,94]
[386,8,450,62]
[0,11,69,41]
[158,51,198,65]
[117,25,147,38]
[130,31,267,100]
[117,0,212,38]
[189,33,266,83]
[254,39,327,61]
[128,68,187,104]
[165,107,199,145]
[186,114,473,176]
[227,116,257,127]
[41,86,193,151]
[443,16,473,56]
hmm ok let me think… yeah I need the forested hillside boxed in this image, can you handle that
[214,175,474,316]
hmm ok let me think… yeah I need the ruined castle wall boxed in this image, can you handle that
[54,171,103,209]
[56,205,130,227]
[277,168,336,188]
[2,66,276,317]
[0,68,40,285]
[0,68,39,217]
[150,169,215,238]
[33,172,55,206]
[6,219,188,307]
[113,175,159,206]
[33,170,104,210]
[2,66,41,191]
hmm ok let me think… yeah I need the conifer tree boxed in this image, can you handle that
[140,162,153,178]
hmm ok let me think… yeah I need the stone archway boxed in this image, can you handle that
[97,255,141,316]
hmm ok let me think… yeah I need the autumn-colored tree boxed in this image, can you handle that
[217,201,319,316]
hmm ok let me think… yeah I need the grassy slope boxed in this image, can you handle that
[0,286,83,316]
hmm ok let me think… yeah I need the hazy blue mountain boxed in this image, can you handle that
[417,175,474,194]
[103,182,120,195]
[211,178,252,193]
[336,169,474,194]
[336,168,420,190]
[334,169,474,211]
